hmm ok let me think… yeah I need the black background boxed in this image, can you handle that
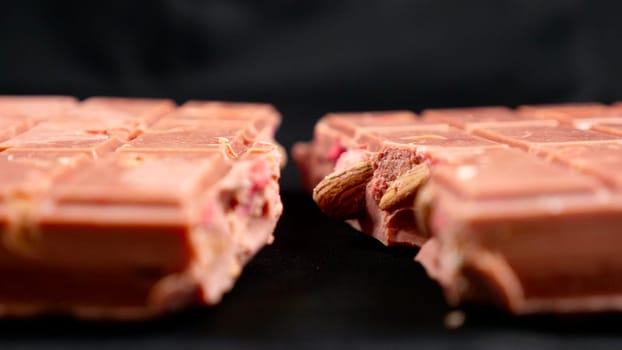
[2,1,622,348]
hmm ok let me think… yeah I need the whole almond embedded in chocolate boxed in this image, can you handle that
[378,162,430,211]
[312,160,374,219]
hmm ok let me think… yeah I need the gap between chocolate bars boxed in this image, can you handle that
[0,96,284,319]
[293,103,622,314]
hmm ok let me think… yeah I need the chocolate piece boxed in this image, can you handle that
[75,97,176,140]
[584,120,622,137]
[0,120,123,157]
[417,149,621,314]
[0,96,78,142]
[533,142,622,188]
[470,120,618,151]
[296,103,622,313]
[422,106,519,129]
[0,97,283,319]
[0,117,31,143]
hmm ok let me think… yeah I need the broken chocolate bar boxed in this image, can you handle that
[294,104,622,313]
[0,96,283,319]
[293,110,505,246]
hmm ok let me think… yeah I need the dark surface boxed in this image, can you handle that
[0,193,621,349]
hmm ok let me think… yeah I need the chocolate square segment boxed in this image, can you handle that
[0,96,77,142]
[323,111,418,137]
[0,117,31,142]
[589,120,622,137]
[433,148,601,199]
[534,142,622,188]
[51,152,223,204]
[363,124,500,149]
[0,151,88,197]
[120,101,282,156]
[518,103,622,121]
[0,120,122,157]
[81,97,175,119]
[471,120,618,150]
[33,152,226,274]
[0,96,78,119]
[422,106,523,128]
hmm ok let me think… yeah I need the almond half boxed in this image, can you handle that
[312,160,374,219]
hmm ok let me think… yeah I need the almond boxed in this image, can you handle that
[312,160,374,219]
[378,162,430,211]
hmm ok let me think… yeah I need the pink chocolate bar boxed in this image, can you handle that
[294,104,622,313]
[0,96,283,319]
